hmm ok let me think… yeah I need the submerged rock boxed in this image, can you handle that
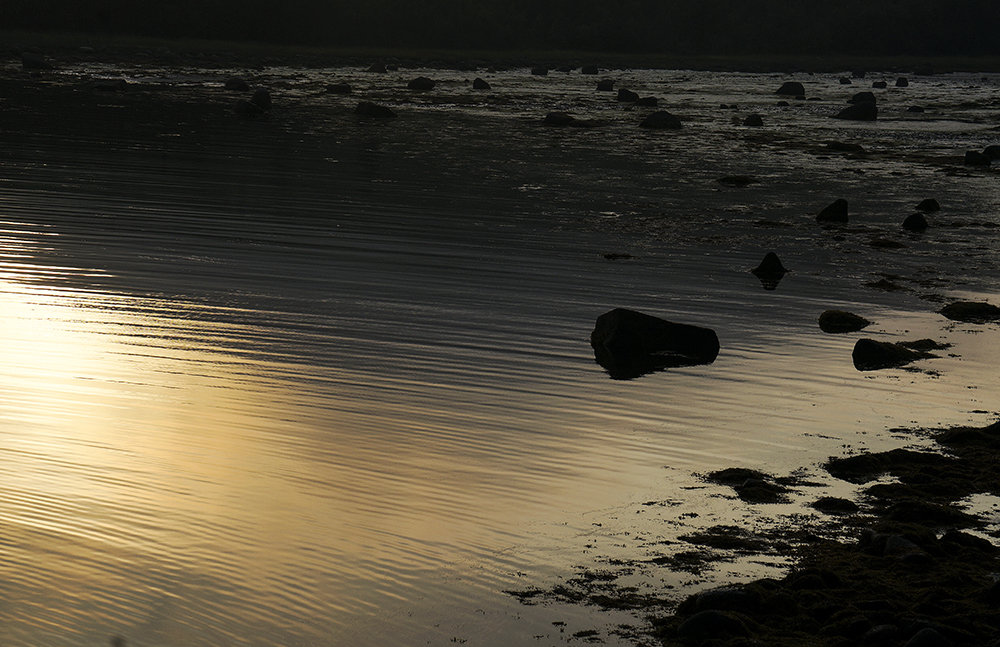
[590,308,719,380]
[365,62,388,73]
[407,76,435,91]
[776,81,805,96]
[817,198,849,223]
[617,88,639,102]
[939,301,1000,323]
[472,77,491,90]
[819,310,871,333]
[543,111,576,126]
[355,101,397,118]
[852,338,933,371]
[983,145,1000,160]
[639,111,682,129]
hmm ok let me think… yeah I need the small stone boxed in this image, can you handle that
[915,198,940,212]
[819,310,871,333]
[817,198,849,223]
[903,213,929,231]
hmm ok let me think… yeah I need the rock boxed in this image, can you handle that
[916,198,940,212]
[939,301,1000,323]
[819,310,871,333]
[864,624,900,645]
[581,65,599,75]
[825,141,865,153]
[365,63,387,73]
[852,338,929,371]
[639,111,682,129]
[872,80,888,88]
[812,496,860,514]
[530,66,548,76]
[965,150,991,166]
[555,65,573,73]
[776,100,790,106]
[635,96,658,107]
[776,81,805,96]
[590,308,720,380]
[896,77,909,87]
[869,237,907,249]
[904,628,953,647]
[849,91,877,104]
[250,88,271,111]
[816,198,849,223]
[616,88,639,102]
[472,77,491,90]
[676,610,750,640]
[903,212,929,231]
[679,586,760,614]
[717,175,757,187]
[543,111,576,126]
[407,76,435,91]
[743,114,764,127]
[983,145,1000,160]
[355,101,397,118]
[21,52,53,70]
[835,102,878,120]
[224,77,250,91]
[853,70,867,78]
[93,79,129,92]
[596,78,614,91]
[326,83,352,94]
[839,77,852,84]
[751,252,788,291]
[907,105,925,112]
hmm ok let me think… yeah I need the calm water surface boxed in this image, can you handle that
[1,61,999,646]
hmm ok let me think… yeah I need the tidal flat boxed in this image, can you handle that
[1,46,999,646]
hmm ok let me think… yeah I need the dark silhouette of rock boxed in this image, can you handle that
[907,105,925,112]
[751,252,787,290]
[224,77,250,91]
[635,96,658,107]
[817,198,849,223]
[365,63,387,73]
[916,198,940,212]
[472,77,491,90]
[839,77,852,84]
[326,83,352,94]
[250,88,271,110]
[21,52,52,70]
[896,77,909,87]
[812,496,860,514]
[581,65,599,75]
[590,308,720,380]
[776,100,789,106]
[743,114,763,127]
[355,101,397,118]
[543,111,576,126]
[852,339,930,371]
[93,79,129,92]
[902,212,929,231]
[819,310,871,333]
[982,145,1000,160]
[407,76,435,91]
[835,102,877,121]
[776,81,805,96]
[530,66,548,76]
[872,80,888,88]
[849,91,877,104]
[639,111,682,129]
[555,65,573,73]
[596,79,614,91]
[940,301,1000,323]
[717,175,757,187]
[617,88,639,102]
[825,141,865,153]
[965,150,991,166]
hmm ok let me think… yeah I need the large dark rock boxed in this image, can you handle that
[751,252,787,290]
[835,102,877,121]
[355,101,397,118]
[743,114,763,127]
[817,198,849,223]
[591,308,719,380]
[939,301,1000,323]
[776,81,805,96]
[639,111,682,129]
[902,212,929,231]
[965,150,991,166]
[916,198,940,212]
[407,76,435,91]
[819,310,871,333]
[849,91,877,104]
[596,79,614,91]
[472,77,491,90]
[852,339,929,371]
[617,88,639,102]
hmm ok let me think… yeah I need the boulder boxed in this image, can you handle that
[902,212,929,231]
[224,77,250,91]
[834,102,877,121]
[819,310,871,333]
[590,308,719,379]
[849,91,877,104]
[816,198,849,223]
[872,80,888,88]
[407,76,435,91]
[896,77,909,87]
[983,145,1000,160]
[939,301,1000,323]
[743,114,763,127]
[776,81,805,96]
[596,79,614,91]
[915,198,940,212]
[326,83,352,94]
[250,88,271,111]
[852,339,929,371]
[965,150,991,166]
[639,111,681,129]
[635,96,658,107]
[617,88,639,102]
[581,65,599,75]
[472,77,491,90]
[355,101,397,118]
[751,252,787,290]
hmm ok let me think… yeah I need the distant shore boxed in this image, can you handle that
[5,29,1000,73]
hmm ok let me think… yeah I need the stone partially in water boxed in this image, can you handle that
[940,301,1000,323]
[776,81,805,96]
[852,338,931,371]
[965,150,991,166]
[407,76,435,91]
[819,310,871,333]
[617,88,639,102]
[472,77,491,90]
[915,198,940,212]
[639,111,681,129]
[355,101,397,118]
[743,114,764,127]
[849,91,877,104]
[596,79,614,91]
[751,252,787,290]
[817,198,849,223]
[224,77,250,91]
[834,102,877,121]
[590,308,719,380]
[903,212,929,231]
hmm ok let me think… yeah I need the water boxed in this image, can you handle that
[1,61,999,646]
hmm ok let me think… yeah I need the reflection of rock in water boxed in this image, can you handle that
[590,308,719,380]
[751,252,787,290]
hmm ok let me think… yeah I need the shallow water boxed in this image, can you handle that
[1,61,999,646]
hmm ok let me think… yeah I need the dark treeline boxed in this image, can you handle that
[3,0,999,56]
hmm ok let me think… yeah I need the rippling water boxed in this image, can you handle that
[1,61,999,646]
